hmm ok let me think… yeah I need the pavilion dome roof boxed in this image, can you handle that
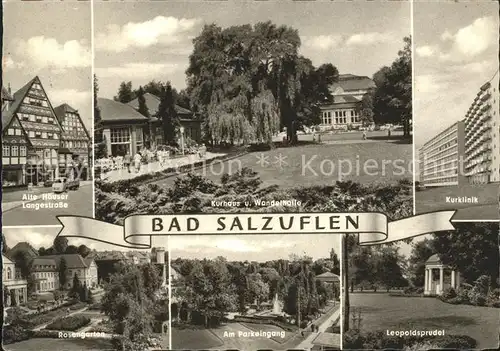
[426,254,442,264]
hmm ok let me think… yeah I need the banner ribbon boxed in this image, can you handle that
[56,211,456,249]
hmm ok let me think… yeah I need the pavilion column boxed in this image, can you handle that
[451,270,456,288]
[424,269,429,292]
[427,268,432,293]
[439,267,444,294]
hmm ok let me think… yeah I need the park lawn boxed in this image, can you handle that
[350,293,500,349]
[156,141,412,189]
[209,323,281,349]
[415,182,499,220]
[172,327,223,349]
[4,338,114,351]
[240,322,295,344]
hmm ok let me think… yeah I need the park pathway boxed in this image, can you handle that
[295,307,340,350]
[33,307,89,331]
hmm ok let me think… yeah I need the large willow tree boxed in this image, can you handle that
[186,21,337,145]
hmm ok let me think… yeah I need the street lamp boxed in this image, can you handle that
[180,126,185,155]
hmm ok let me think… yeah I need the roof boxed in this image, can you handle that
[316,272,340,282]
[1,77,37,132]
[41,254,91,269]
[9,241,40,259]
[426,254,442,264]
[331,74,375,92]
[127,93,193,116]
[32,257,58,271]
[2,254,14,265]
[98,98,149,122]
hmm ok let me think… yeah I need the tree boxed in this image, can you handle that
[136,86,152,148]
[38,247,47,256]
[11,251,32,279]
[94,75,107,159]
[65,245,79,254]
[27,274,36,295]
[372,36,412,137]
[77,245,91,258]
[58,257,68,290]
[407,238,435,287]
[357,90,375,126]
[2,233,9,254]
[71,273,82,299]
[114,81,135,103]
[432,223,498,287]
[373,246,408,290]
[53,236,68,254]
[157,83,180,145]
[4,285,10,305]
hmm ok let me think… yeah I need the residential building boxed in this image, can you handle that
[98,97,149,157]
[2,76,83,187]
[126,251,151,265]
[54,103,91,180]
[88,251,129,283]
[33,254,98,290]
[2,254,28,306]
[464,71,500,184]
[31,257,59,292]
[319,74,375,129]
[419,121,466,187]
[127,93,202,148]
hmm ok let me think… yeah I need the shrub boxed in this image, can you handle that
[487,300,500,308]
[404,342,443,351]
[468,287,487,306]
[473,275,491,295]
[456,285,471,304]
[445,297,464,305]
[415,287,424,294]
[69,301,88,310]
[442,287,457,300]
[2,324,32,344]
[45,315,91,331]
[31,330,61,338]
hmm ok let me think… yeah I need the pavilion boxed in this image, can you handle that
[424,254,461,295]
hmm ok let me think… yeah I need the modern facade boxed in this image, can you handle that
[319,74,376,129]
[2,254,28,306]
[2,76,90,188]
[419,71,499,187]
[464,71,500,184]
[54,104,91,180]
[127,93,202,148]
[98,97,149,157]
[419,121,466,187]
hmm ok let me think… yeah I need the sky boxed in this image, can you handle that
[2,228,340,263]
[414,0,499,151]
[169,234,340,262]
[2,2,92,130]
[94,0,410,99]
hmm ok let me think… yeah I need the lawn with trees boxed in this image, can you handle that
[343,223,500,349]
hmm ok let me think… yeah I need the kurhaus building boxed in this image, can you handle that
[1,77,91,188]
[419,71,500,187]
[319,74,375,129]
[127,93,201,148]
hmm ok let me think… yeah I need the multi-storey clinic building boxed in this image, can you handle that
[464,71,500,184]
[420,71,499,187]
[419,121,466,187]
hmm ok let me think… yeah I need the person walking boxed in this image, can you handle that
[123,152,132,173]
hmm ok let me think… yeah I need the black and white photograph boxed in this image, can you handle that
[342,223,500,350]
[169,234,341,350]
[414,0,499,221]
[2,227,171,350]
[93,0,413,226]
[1,1,93,226]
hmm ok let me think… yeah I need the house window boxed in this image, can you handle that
[11,146,18,156]
[42,116,48,123]
[111,128,131,143]
[42,132,47,139]
[3,145,10,156]
[29,115,36,122]
[7,129,14,135]
[15,129,22,136]
[20,146,27,156]
[7,268,12,279]
[29,131,35,138]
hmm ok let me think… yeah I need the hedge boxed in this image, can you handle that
[2,324,32,344]
[45,315,91,331]
[343,330,477,350]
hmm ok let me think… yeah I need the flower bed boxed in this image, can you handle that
[45,315,91,331]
